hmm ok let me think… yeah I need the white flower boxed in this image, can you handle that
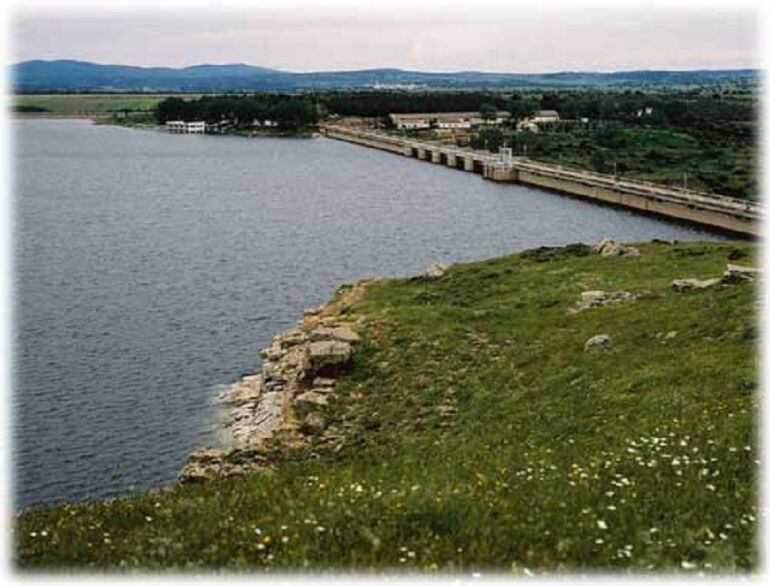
[597,520,608,530]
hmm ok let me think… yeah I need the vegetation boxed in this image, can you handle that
[12,93,170,115]
[154,95,318,132]
[16,240,758,573]
[465,92,757,200]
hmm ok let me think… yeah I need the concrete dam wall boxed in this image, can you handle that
[322,124,760,237]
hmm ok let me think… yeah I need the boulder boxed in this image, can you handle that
[275,328,308,348]
[309,340,352,369]
[329,326,360,344]
[294,390,329,415]
[722,264,761,284]
[420,263,447,280]
[591,238,639,257]
[260,341,285,362]
[309,326,337,341]
[584,334,612,350]
[571,290,639,313]
[671,278,720,292]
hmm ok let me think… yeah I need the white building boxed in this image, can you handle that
[516,110,561,132]
[436,117,472,130]
[389,111,511,130]
[530,110,560,123]
[166,120,207,134]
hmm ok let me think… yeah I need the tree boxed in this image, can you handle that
[479,102,497,123]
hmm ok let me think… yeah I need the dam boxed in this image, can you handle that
[322,124,761,237]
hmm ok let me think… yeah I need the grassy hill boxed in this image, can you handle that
[15,240,758,573]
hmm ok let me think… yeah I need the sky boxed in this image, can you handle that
[8,0,763,73]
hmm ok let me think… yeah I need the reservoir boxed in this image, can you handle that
[14,119,723,509]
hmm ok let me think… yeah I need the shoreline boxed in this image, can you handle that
[179,278,377,482]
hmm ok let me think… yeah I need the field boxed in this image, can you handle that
[15,240,758,573]
[13,94,199,115]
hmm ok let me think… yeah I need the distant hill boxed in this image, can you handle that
[12,59,759,92]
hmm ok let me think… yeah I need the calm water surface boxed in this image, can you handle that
[14,119,722,509]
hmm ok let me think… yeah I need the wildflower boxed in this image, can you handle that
[145,516,153,522]
[681,560,697,570]
[597,520,608,530]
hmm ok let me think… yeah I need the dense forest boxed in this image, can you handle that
[155,95,319,131]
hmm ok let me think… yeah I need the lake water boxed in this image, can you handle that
[13,119,722,509]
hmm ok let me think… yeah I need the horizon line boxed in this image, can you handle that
[13,58,759,76]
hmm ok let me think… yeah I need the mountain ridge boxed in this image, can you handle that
[12,59,759,92]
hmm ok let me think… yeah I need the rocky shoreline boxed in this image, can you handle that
[179,279,376,483]
[179,239,760,483]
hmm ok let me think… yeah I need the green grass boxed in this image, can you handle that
[13,94,199,115]
[15,240,758,573]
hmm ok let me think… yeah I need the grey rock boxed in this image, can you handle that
[329,326,360,344]
[294,390,330,415]
[584,334,612,350]
[671,278,720,292]
[591,238,640,257]
[309,340,352,368]
[722,264,761,284]
[570,289,639,313]
[420,263,447,280]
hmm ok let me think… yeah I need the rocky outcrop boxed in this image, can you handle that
[569,290,639,313]
[671,278,721,292]
[722,264,761,284]
[179,280,375,483]
[670,263,760,293]
[591,238,640,257]
[419,263,447,280]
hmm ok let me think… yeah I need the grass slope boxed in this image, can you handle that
[13,94,191,115]
[16,241,758,573]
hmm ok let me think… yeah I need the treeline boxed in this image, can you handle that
[320,91,532,117]
[155,95,318,130]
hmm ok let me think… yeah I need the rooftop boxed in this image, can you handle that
[390,111,511,119]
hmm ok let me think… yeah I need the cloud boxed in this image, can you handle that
[12,6,758,72]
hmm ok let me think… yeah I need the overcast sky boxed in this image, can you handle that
[10,0,759,73]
